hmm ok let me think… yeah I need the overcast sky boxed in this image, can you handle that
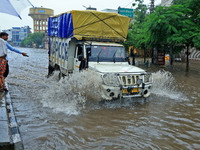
[0,0,161,31]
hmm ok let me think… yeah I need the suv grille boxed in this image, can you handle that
[119,75,140,86]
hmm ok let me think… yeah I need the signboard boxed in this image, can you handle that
[118,7,134,18]
[39,10,45,13]
[157,50,165,65]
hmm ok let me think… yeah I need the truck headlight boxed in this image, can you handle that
[144,73,152,83]
[102,73,120,87]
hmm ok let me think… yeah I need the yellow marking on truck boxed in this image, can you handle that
[75,65,88,71]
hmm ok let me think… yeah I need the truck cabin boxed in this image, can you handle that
[75,43,127,63]
[86,45,127,63]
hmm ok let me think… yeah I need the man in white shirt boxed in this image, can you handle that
[0,33,8,91]
[0,37,7,57]
[0,32,28,78]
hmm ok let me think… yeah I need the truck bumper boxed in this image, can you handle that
[101,83,152,100]
[101,85,121,100]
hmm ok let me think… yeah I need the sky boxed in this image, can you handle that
[0,0,161,32]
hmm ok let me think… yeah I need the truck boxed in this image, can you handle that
[48,10,153,101]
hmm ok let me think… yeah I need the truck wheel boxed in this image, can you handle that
[48,65,54,77]
[58,71,62,80]
[58,69,65,80]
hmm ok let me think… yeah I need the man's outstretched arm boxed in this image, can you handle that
[6,42,28,56]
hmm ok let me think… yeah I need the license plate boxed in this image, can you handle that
[123,88,139,94]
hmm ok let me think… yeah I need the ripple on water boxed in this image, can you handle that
[6,48,200,149]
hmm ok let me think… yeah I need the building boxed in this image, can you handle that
[29,7,54,33]
[12,26,31,45]
[101,9,118,13]
[161,0,173,6]
[86,6,97,11]
[3,26,31,46]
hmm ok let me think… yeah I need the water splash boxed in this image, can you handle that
[40,69,188,115]
[40,70,102,115]
[152,70,188,101]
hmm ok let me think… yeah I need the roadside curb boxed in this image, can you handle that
[5,92,24,150]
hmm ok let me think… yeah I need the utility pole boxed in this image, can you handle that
[150,0,155,65]
[150,0,155,14]
[169,0,175,69]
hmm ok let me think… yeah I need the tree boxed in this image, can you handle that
[20,33,32,47]
[135,0,199,70]
[133,0,148,24]
[174,0,189,5]
[123,24,135,51]
[21,32,45,48]
[173,0,200,50]
[124,0,148,57]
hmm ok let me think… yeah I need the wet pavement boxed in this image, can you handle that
[5,47,200,150]
[0,90,23,150]
[0,93,10,146]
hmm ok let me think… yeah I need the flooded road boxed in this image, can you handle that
[7,48,200,150]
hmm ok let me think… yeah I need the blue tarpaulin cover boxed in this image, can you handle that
[48,13,73,38]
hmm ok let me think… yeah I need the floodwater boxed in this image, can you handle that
[7,48,200,150]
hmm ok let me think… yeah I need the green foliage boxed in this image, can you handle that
[123,0,148,50]
[145,5,193,46]
[133,0,148,24]
[187,0,200,26]
[124,28,135,51]
[132,0,200,51]
[174,0,190,5]
[193,33,200,48]
[20,32,45,48]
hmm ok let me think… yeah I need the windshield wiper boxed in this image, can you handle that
[97,49,103,63]
[112,49,118,63]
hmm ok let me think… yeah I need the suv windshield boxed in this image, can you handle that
[86,45,127,62]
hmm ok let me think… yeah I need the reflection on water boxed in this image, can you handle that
[7,48,200,150]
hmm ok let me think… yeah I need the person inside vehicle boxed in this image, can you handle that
[77,46,85,71]
[77,46,83,60]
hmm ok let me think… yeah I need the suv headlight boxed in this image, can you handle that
[102,73,120,87]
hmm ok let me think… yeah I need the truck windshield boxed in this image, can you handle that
[86,45,127,62]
